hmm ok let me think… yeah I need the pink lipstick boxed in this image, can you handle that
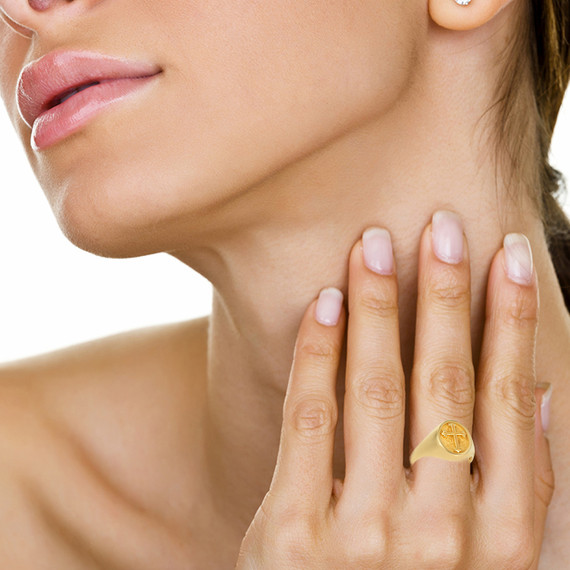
[17,50,162,150]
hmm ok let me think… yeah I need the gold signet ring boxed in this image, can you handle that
[410,420,475,465]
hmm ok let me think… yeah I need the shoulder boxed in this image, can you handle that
[0,317,210,568]
[0,315,209,389]
[0,316,209,436]
[0,317,210,490]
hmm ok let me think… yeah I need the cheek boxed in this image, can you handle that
[21,2,423,257]
[166,2,419,160]
[156,2,419,197]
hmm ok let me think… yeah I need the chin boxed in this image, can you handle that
[38,163,189,260]
[26,52,413,260]
[53,180,170,260]
[29,121,233,259]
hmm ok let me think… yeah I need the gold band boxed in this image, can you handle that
[410,420,475,466]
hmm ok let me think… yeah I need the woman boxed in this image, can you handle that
[0,0,568,567]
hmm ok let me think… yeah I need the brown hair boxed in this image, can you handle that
[488,0,570,308]
[532,0,570,309]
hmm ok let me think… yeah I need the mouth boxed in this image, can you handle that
[47,80,103,108]
[31,74,161,151]
[40,75,157,115]
[17,49,162,129]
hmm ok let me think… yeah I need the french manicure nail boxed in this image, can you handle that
[538,382,553,433]
[431,210,464,264]
[315,287,343,326]
[362,228,394,275]
[503,233,533,285]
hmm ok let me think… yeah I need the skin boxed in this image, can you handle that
[0,0,569,567]
[235,221,552,568]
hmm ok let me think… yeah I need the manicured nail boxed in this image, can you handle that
[431,210,464,264]
[503,233,533,285]
[537,382,553,433]
[362,228,394,275]
[315,287,343,326]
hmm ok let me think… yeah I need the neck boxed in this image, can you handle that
[168,17,570,535]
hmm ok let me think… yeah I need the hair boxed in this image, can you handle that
[532,0,570,309]
[490,0,570,309]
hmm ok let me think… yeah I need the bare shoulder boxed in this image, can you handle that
[0,316,210,480]
[0,317,210,569]
[0,315,209,392]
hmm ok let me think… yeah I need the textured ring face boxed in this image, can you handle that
[409,419,475,465]
[438,421,470,455]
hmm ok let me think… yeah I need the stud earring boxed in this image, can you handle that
[454,0,473,4]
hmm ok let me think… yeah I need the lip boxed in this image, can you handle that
[16,50,162,150]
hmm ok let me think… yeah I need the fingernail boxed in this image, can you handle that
[503,233,533,285]
[431,210,464,264]
[362,228,394,275]
[537,382,553,433]
[315,287,343,326]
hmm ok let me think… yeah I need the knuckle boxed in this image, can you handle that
[296,338,338,363]
[273,518,314,564]
[499,531,535,569]
[488,374,536,429]
[343,517,390,565]
[418,512,469,569]
[355,287,399,320]
[426,273,470,311]
[257,499,318,563]
[289,397,337,440]
[351,369,405,421]
[500,286,538,331]
[424,363,475,414]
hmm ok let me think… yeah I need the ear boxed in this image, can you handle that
[429,0,515,32]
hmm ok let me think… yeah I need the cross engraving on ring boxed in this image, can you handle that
[440,423,468,453]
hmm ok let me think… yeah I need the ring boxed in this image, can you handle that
[410,420,475,465]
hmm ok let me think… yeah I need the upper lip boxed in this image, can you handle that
[17,50,162,128]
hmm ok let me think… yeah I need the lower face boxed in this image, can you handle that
[0,1,422,258]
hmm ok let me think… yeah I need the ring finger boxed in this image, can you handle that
[409,211,475,497]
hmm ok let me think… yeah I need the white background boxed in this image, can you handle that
[0,96,569,363]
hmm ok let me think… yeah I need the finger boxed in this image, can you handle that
[474,234,539,528]
[341,228,406,512]
[533,384,555,565]
[268,287,346,516]
[409,211,474,493]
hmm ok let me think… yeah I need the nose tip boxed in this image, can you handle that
[1,0,79,37]
[28,0,54,10]
[28,0,76,11]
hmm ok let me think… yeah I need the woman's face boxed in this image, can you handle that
[0,1,422,256]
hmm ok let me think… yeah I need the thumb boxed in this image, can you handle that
[533,383,555,559]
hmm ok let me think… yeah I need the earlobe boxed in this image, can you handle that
[429,0,514,32]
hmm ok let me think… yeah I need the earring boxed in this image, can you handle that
[454,0,472,4]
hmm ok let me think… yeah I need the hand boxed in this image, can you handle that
[235,211,554,569]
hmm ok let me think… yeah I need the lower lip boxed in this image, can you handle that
[31,75,160,151]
